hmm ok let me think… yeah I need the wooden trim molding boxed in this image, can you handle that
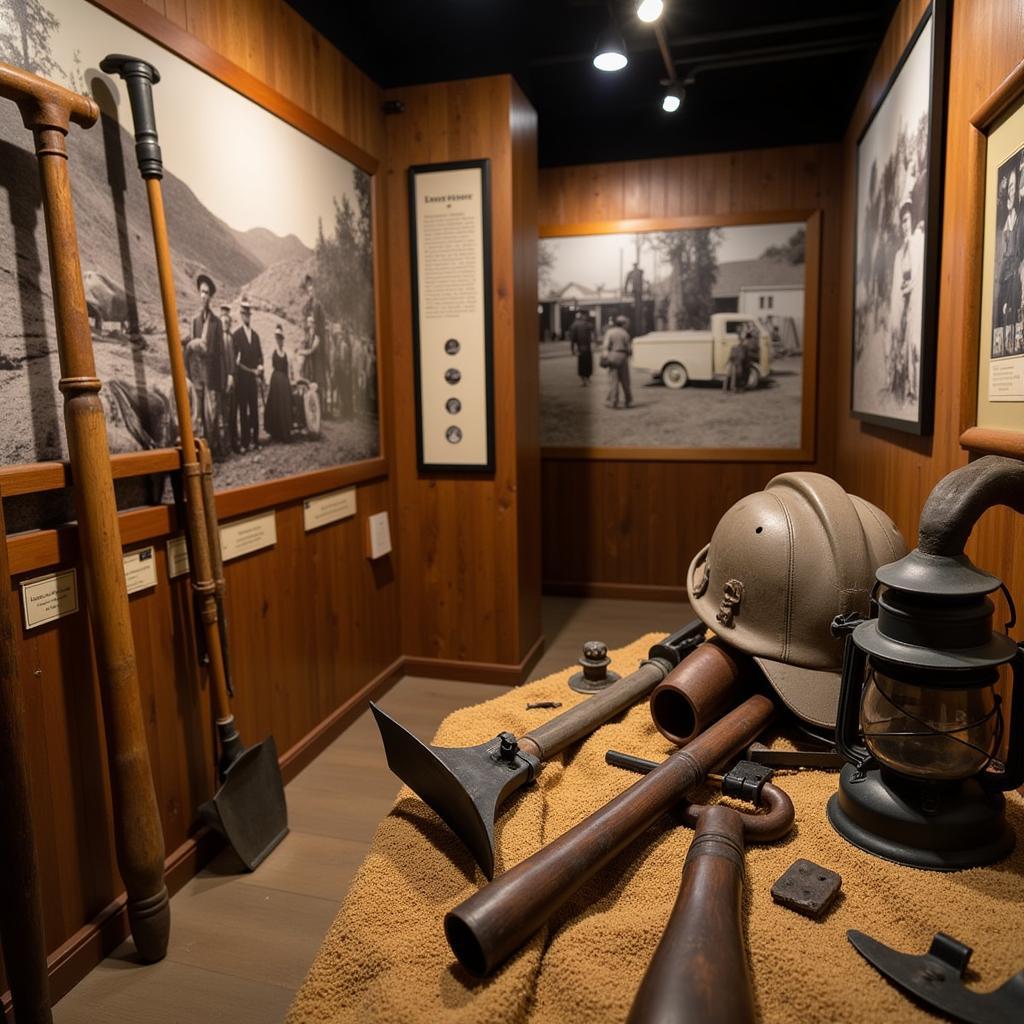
[4,459,389,577]
[402,634,546,687]
[959,426,1024,461]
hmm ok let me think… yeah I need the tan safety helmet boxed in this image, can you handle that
[687,472,907,730]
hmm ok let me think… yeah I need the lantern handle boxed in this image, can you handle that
[998,581,1017,632]
[834,634,873,771]
[918,456,1024,557]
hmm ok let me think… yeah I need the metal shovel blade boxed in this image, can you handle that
[198,736,289,871]
[371,703,534,879]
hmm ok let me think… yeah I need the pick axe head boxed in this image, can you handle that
[371,703,537,879]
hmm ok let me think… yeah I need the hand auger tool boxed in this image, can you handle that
[100,54,286,871]
[0,489,52,1024]
[608,754,794,1024]
[444,693,777,975]
[372,622,706,879]
[848,930,1024,1024]
[0,60,170,961]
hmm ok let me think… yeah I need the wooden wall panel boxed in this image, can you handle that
[383,76,542,670]
[832,0,1024,624]
[538,145,843,596]
[1,0,399,1006]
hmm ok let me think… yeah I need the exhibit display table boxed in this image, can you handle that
[288,634,1024,1024]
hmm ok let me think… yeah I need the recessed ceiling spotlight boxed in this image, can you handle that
[662,85,682,113]
[636,0,664,22]
[593,22,628,72]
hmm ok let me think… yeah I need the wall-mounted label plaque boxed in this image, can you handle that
[303,487,357,532]
[221,511,277,562]
[123,546,158,595]
[409,159,494,472]
[166,535,190,579]
[21,569,78,629]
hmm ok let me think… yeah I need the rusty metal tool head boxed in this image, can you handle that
[372,622,705,878]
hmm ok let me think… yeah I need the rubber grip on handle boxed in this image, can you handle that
[99,54,163,178]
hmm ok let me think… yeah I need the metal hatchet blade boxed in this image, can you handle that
[371,703,538,878]
[370,622,707,877]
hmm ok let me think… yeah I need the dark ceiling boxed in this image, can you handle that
[286,0,900,167]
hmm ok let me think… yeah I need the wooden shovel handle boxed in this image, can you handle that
[0,61,97,130]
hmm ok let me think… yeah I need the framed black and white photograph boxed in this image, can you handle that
[408,159,494,473]
[0,0,380,530]
[538,211,820,461]
[851,0,950,434]
[958,56,1024,459]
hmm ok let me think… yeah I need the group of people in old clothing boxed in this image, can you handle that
[723,323,762,394]
[568,310,634,408]
[184,272,374,457]
[186,274,266,455]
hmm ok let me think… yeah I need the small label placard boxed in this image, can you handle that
[166,535,190,579]
[21,569,78,630]
[123,546,158,595]
[221,511,277,562]
[303,487,357,532]
[367,511,392,559]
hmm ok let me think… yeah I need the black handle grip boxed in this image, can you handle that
[99,53,163,179]
[647,619,705,668]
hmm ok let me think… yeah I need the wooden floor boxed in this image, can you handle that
[52,596,689,1023]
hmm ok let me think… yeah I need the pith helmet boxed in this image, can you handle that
[687,472,907,730]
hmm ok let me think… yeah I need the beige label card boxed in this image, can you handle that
[166,535,191,579]
[21,569,79,630]
[123,546,158,595]
[220,511,277,562]
[303,487,357,532]
[367,511,392,559]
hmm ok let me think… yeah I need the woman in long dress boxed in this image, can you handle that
[265,324,292,442]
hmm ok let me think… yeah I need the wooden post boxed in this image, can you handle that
[0,488,52,1024]
[0,61,169,961]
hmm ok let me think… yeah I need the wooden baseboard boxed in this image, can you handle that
[544,580,690,602]
[279,656,406,782]
[12,656,406,1020]
[401,633,545,686]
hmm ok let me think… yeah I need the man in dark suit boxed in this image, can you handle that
[231,296,264,451]
[189,273,234,456]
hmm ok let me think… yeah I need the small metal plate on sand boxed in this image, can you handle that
[771,858,842,918]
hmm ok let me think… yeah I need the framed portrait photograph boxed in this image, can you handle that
[0,0,382,531]
[959,56,1024,459]
[851,0,950,435]
[538,211,821,462]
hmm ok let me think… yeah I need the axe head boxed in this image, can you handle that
[371,703,539,879]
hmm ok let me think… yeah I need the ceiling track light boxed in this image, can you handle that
[593,19,628,72]
[662,84,682,112]
[636,0,664,23]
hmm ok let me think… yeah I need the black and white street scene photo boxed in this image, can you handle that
[0,0,379,527]
[989,144,1024,361]
[538,220,808,450]
[852,13,933,428]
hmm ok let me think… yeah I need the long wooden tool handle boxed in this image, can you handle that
[0,491,53,1023]
[101,53,242,776]
[198,439,233,697]
[0,61,169,961]
[627,806,755,1024]
[520,622,704,762]
[445,695,775,976]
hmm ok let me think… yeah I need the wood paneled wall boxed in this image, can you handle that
[832,0,1024,623]
[383,76,543,674]
[1,0,401,1007]
[537,146,843,598]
